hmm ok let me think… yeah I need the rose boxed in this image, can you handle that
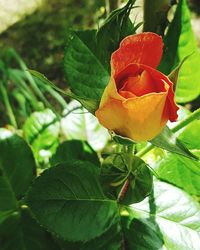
[95,32,179,142]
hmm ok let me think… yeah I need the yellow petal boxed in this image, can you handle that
[96,91,168,142]
[99,76,124,108]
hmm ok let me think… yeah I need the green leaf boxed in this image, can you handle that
[0,176,17,224]
[50,140,99,166]
[122,217,164,250]
[23,109,60,167]
[27,161,120,242]
[101,154,153,205]
[118,156,153,205]
[158,1,182,74]
[128,180,200,249]
[0,128,36,242]
[0,129,54,249]
[61,100,109,151]
[178,120,200,150]
[159,0,200,102]
[168,54,191,91]
[64,30,109,101]
[96,0,137,69]
[0,128,36,199]
[28,70,98,114]
[150,126,198,160]
[155,153,200,196]
[0,208,59,250]
[150,119,200,196]
[58,224,121,250]
[81,224,121,250]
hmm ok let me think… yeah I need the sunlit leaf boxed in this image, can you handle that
[159,0,200,102]
[61,100,109,151]
[23,109,60,167]
[150,126,198,160]
[155,153,200,196]
[128,180,200,249]
[150,118,200,195]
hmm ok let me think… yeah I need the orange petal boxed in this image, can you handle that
[118,90,136,99]
[95,92,168,142]
[138,64,179,122]
[98,76,125,109]
[111,32,163,75]
[120,70,156,96]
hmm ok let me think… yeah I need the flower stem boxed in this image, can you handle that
[136,107,200,158]
[172,108,200,133]
[117,179,129,201]
[136,144,154,158]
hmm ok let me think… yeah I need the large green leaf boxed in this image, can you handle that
[159,0,200,102]
[50,140,99,166]
[58,224,121,250]
[0,208,59,250]
[178,120,200,150]
[155,153,200,196]
[61,100,109,151]
[23,109,60,166]
[64,30,109,101]
[0,128,36,199]
[0,129,56,250]
[150,126,198,160]
[0,177,17,225]
[128,180,200,249]
[80,224,121,250]
[27,161,120,242]
[150,119,200,196]
[122,217,164,250]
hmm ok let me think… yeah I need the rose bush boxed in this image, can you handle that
[95,32,179,141]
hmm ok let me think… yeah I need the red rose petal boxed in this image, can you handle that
[140,64,179,122]
[111,32,163,75]
[122,71,156,96]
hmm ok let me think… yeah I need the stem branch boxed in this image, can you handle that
[117,179,129,201]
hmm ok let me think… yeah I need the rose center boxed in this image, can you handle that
[118,70,158,98]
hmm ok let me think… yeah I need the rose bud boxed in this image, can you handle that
[95,32,179,142]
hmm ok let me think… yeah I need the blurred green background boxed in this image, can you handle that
[0,0,106,83]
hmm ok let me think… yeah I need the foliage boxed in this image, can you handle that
[159,0,200,103]
[0,0,105,84]
[0,48,66,127]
